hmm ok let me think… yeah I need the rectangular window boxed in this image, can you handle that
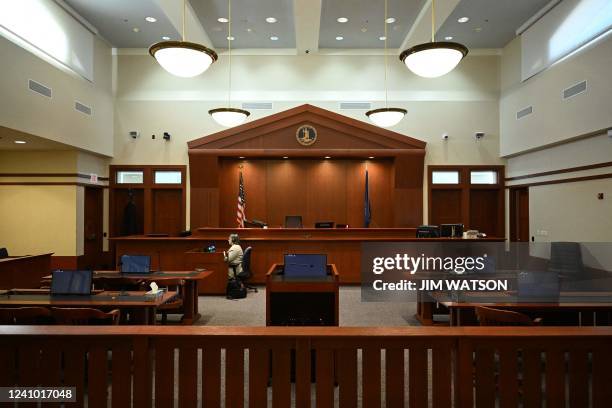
[471,170,498,184]
[432,171,459,184]
[116,171,143,184]
[154,170,182,184]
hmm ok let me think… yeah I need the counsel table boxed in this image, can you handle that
[0,289,175,325]
[42,270,212,325]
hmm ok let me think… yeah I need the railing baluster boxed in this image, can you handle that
[338,348,357,407]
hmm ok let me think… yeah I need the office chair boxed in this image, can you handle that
[239,246,258,292]
[0,307,53,325]
[549,242,584,279]
[476,306,542,326]
[285,215,303,228]
[0,248,8,258]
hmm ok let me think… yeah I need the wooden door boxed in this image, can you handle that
[510,187,529,242]
[152,189,183,235]
[83,187,104,269]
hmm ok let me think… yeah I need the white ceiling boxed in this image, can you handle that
[62,0,553,51]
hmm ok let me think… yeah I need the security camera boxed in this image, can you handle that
[442,133,449,141]
[163,132,171,141]
[129,131,140,139]
[305,49,310,54]
[475,132,485,140]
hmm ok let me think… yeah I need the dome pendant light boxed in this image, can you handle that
[209,0,250,127]
[149,0,218,77]
[399,0,468,78]
[366,0,406,128]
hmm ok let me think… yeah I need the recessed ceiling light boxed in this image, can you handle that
[283,156,289,159]
[445,36,453,40]
[162,36,171,40]
[227,36,235,41]
[145,17,157,23]
[335,36,344,41]
[379,36,386,41]
[458,17,469,23]
[14,140,26,144]
[474,27,482,32]
[132,27,140,33]
[337,17,348,23]
[218,17,229,23]
[239,156,245,159]
[266,17,277,23]
[361,27,368,32]
[270,36,279,41]
[368,156,375,159]
[324,156,331,159]
[385,17,396,24]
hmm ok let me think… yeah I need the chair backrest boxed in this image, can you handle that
[0,248,8,258]
[549,242,584,278]
[242,247,252,278]
[475,306,539,326]
[51,307,120,325]
[0,307,53,325]
[285,215,303,228]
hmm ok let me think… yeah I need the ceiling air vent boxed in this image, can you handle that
[563,80,587,100]
[242,102,272,110]
[340,102,372,110]
[75,101,92,116]
[516,106,533,120]
[28,79,52,98]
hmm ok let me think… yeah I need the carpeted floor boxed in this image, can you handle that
[192,286,420,326]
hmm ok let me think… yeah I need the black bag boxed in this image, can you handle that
[226,266,247,299]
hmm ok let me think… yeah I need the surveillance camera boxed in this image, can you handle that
[305,49,310,54]
[129,131,140,139]
[442,133,449,141]
[475,132,485,140]
[163,132,171,141]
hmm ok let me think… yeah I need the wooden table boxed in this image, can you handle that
[183,250,227,295]
[0,253,53,289]
[0,289,175,325]
[425,291,612,326]
[43,270,212,325]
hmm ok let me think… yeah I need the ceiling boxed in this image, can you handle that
[63,0,552,50]
[0,126,75,151]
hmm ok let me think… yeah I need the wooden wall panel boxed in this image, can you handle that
[306,160,347,225]
[431,190,463,225]
[469,189,501,236]
[265,160,309,226]
[190,188,219,228]
[152,189,183,235]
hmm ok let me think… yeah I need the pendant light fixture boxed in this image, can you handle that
[366,0,406,128]
[149,0,218,77]
[399,0,468,78]
[209,0,250,127]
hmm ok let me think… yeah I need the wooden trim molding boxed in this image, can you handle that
[505,161,612,181]
[0,173,109,181]
[506,173,612,189]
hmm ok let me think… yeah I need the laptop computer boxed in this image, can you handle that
[120,255,152,274]
[51,270,93,296]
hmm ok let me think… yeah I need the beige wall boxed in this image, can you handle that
[500,34,612,156]
[0,33,114,156]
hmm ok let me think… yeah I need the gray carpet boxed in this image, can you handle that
[193,286,419,326]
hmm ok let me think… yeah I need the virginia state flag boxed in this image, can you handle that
[364,169,372,227]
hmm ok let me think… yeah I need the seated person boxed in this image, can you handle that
[223,233,243,279]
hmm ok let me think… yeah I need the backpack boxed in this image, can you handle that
[226,266,247,299]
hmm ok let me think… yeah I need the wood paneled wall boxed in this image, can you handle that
[218,158,394,228]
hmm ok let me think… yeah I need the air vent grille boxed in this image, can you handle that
[563,80,587,100]
[242,102,272,110]
[28,79,52,98]
[75,101,92,115]
[516,106,533,120]
[340,102,372,110]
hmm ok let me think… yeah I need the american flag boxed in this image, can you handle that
[236,171,246,228]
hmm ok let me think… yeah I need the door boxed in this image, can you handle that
[83,187,104,269]
[510,187,529,242]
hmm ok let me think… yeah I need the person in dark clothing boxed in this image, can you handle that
[121,189,139,235]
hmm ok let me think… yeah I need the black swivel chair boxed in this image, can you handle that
[0,248,8,259]
[239,247,258,292]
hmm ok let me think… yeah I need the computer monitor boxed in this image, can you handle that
[51,270,93,295]
[440,224,464,238]
[416,225,439,238]
[285,215,303,228]
[120,255,151,274]
[284,254,327,277]
[315,221,334,228]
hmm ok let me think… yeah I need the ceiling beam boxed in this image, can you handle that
[399,0,460,52]
[154,0,213,48]
[293,0,322,54]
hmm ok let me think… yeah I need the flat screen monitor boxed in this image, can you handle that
[315,221,334,228]
[51,270,93,295]
[121,255,151,274]
[416,225,439,238]
[284,254,327,277]
[285,215,303,228]
[440,224,464,238]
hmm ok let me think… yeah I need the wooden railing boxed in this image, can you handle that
[0,326,611,407]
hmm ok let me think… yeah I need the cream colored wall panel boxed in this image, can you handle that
[0,151,77,172]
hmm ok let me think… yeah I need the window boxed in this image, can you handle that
[154,171,182,184]
[116,171,143,184]
[432,171,459,184]
[470,170,498,185]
